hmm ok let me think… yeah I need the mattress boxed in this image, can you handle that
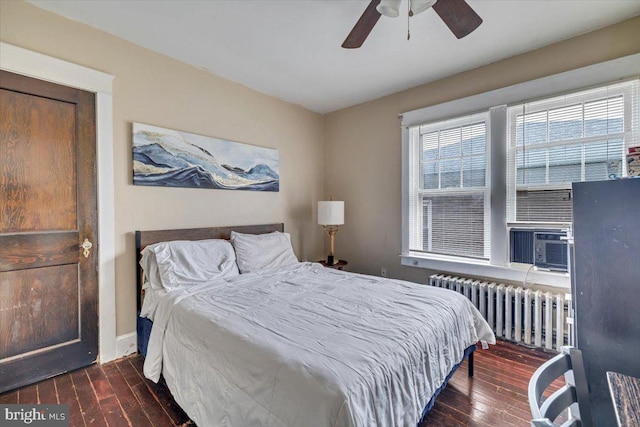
[144,262,495,427]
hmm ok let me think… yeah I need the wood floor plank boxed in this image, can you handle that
[71,369,108,427]
[447,376,532,421]
[86,365,116,402]
[116,359,143,387]
[98,394,128,427]
[0,390,18,404]
[477,351,549,379]
[448,373,532,411]
[130,382,175,427]
[128,357,190,425]
[417,340,555,427]
[426,401,488,427]
[37,378,59,404]
[143,378,192,426]
[2,339,554,427]
[128,355,145,375]
[472,356,563,400]
[17,384,38,404]
[102,362,154,427]
[487,344,554,365]
[129,357,191,425]
[116,359,174,426]
[55,372,85,427]
[436,385,522,427]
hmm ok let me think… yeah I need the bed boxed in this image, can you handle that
[135,224,495,427]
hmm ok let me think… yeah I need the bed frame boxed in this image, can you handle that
[135,223,284,311]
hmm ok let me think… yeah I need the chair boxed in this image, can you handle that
[528,346,593,427]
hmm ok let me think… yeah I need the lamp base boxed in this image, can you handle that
[327,255,335,266]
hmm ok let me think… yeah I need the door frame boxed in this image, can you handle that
[0,42,118,363]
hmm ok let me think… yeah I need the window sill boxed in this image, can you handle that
[400,253,570,289]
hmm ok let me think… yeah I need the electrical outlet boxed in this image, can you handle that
[381,268,387,277]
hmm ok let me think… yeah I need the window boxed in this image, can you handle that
[507,83,633,224]
[407,113,490,259]
[402,72,639,283]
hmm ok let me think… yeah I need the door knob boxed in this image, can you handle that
[81,238,93,258]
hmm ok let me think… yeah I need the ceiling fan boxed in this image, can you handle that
[342,0,482,49]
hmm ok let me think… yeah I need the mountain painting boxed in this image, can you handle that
[133,123,279,192]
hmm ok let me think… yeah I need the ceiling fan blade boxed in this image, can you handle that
[432,0,482,39]
[342,0,382,49]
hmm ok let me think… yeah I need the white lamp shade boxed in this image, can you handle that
[411,0,437,15]
[376,0,402,17]
[318,201,344,225]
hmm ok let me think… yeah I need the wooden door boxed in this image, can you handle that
[0,70,98,393]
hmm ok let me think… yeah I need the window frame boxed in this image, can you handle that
[400,54,640,289]
[506,83,633,225]
[408,112,491,260]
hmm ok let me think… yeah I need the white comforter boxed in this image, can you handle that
[144,262,495,427]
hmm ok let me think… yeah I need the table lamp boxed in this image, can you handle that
[318,201,344,266]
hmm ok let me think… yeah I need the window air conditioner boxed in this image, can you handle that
[510,228,568,272]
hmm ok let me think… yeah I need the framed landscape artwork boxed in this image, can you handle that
[133,123,279,192]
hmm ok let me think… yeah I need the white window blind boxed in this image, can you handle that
[507,80,639,224]
[408,113,490,259]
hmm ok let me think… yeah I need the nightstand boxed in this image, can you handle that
[318,260,348,270]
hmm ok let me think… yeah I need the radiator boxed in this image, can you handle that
[429,274,573,351]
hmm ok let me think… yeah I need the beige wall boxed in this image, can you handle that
[324,16,640,285]
[0,1,326,336]
[2,0,639,338]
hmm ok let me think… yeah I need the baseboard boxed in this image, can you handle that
[115,332,137,359]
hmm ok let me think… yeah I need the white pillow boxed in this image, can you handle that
[144,239,239,290]
[139,286,167,321]
[230,231,298,273]
[140,245,163,290]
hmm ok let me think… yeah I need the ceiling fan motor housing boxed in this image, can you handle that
[377,0,438,18]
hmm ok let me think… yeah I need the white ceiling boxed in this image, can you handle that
[28,0,640,114]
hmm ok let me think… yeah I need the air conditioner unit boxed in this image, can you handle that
[510,228,568,272]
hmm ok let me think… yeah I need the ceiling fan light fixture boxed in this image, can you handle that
[410,0,438,16]
[376,0,402,18]
[343,0,482,49]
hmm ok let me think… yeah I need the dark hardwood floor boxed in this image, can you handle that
[0,340,555,426]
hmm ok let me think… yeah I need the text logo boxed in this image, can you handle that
[1,405,69,426]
